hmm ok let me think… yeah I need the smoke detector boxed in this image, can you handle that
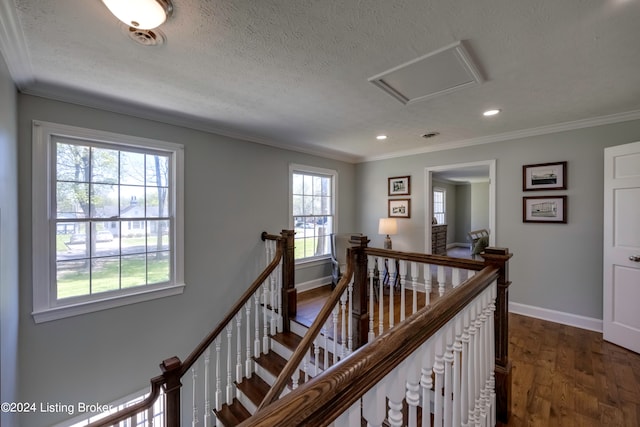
[121,24,166,46]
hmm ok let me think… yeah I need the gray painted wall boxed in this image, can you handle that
[0,52,19,427]
[455,184,471,244]
[355,120,640,322]
[471,182,490,232]
[17,94,356,426]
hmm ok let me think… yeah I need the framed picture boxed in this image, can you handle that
[523,196,567,223]
[522,161,567,191]
[388,176,411,196]
[388,198,411,218]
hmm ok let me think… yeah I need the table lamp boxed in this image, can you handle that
[378,218,397,250]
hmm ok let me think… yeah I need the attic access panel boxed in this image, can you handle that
[369,41,483,105]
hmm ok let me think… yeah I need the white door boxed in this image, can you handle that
[603,141,640,353]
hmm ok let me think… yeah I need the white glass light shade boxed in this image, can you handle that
[102,0,173,30]
[378,218,398,236]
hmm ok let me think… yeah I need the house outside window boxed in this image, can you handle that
[32,121,185,323]
[433,188,446,225]
[289,164,337,262]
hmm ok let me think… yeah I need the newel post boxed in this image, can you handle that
[161,356,183,427]
[351,235,370,349]
[281,229,296,332]
[481,247,513,424]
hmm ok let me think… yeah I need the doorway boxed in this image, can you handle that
[424,160,496,254]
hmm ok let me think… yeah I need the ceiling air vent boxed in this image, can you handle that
[121,25,166,47]
[368,41,483,105]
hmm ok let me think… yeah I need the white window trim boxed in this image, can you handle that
[289,163,338,264]
[31,121,185,323]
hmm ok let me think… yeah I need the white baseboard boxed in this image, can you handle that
[296,276,331,293]
[509,302,603,333]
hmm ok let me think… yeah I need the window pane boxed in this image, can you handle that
[146,186,169,218]
[56,182,88,219]
[120,151,146,185]
[122,226,147,254]
[121,255,147,289]
[91,183,117,218]
[292,174,303,195]
[146,154,169,187]
[292,195,303,216]
[120,186,145,218]
[147,220,170,252]
[57,260,90,299]
[57,222,89,261]
[56,143,89,182]
[303,175,313,195]
[91,147,119,184]
[147,252,170,284]
[91,257,121,294]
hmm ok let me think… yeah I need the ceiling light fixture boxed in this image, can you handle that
[376,135,388,140]
[102,0,173,30]
[483,109,501,117]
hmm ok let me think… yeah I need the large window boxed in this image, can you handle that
[32,122,184,322]
[290,164,337,261]
[433,188,446,225]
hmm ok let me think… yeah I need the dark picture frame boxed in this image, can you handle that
[523,196,567,223]
[388,198,411,218]
[388,176,411,196]
[522,161,567,191]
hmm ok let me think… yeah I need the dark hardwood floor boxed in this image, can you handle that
[295,288,640,426]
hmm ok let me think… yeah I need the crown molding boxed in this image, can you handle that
[0,1,34,87]
[361,109,640,163]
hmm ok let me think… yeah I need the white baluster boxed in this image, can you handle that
[444,323,454,427]
[245,301,252,378]
[474,298,484,425]
[461,308,471,427]
[405,353,421,427]
[388,259,396,328]
[411,261,419,315]
[479,292,490,426]
[489,283,497,426]
[387,362,406,427]
[236,312,243,384]
[348,278,354,353]
[424,262,432,306]
[192,365,199,427]
[368,255,376,342]
[254,293,261,358]
[303,348,310,383]
[362,383,386,427]
[433,332,445,427]
[467,303,478,426]
[452,267,461,288]
[453,314,463,427]
[226,324,233,405]
[322,326,329,370]
[421,339,434,427]
[437,265,446,296]
[262,283,269,353]
[399,260,407,321]
[334,400,362,427]
[276,256,283,333]
[204,347,211,427]
[313,337,320,376]
[340,288,348,359]
[270,267,277,336]
[215,338,222,411]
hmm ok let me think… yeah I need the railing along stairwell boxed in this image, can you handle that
[87,230,296,427]
[239,237,513,427]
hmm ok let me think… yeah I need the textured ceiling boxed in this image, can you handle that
[2,0,640,162]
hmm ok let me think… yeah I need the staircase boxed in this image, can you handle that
[215,316,312,425]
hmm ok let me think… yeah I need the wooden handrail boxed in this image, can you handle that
[240,265,500,427]
[88,231,288,427]
[180,234,284,374]
[256,242,359,410]
[365,246,485,271]
[88,376,165,427]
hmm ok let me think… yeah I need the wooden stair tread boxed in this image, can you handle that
[253,350,308,387]
[214,398,251,426]
[271,331,303,351]
[236,375,271,406]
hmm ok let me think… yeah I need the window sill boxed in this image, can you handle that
[32,283,185,324]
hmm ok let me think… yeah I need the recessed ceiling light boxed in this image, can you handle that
[376,135,388,140]
[483,109,501,117]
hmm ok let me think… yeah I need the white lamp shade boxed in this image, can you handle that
[378,218,398,235]
[102,0,172,29]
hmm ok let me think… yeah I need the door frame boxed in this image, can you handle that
[424,160,496,253]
